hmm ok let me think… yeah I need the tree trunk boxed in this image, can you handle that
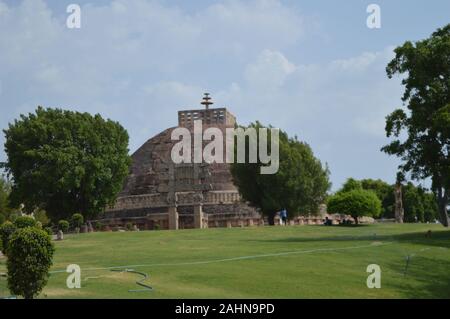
[353,216,358,225]
[437,187,449,227]
[394,182,404,223]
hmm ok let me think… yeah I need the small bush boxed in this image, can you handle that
[0,221,17,254]
[154,224,160,230]
[58,220,69,232]
[71,213,84,229]
[6,227,54,299]
[126,222,133,231]
[14,215,37,229]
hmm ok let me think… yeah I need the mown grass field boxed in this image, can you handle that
[0,223,449,298]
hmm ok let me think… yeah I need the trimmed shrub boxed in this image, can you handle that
[0,221,17,254]
[126,222,133,231]
[6,227,54,299]
[14,215,37,229]
[71,213,84,229]
[58,220,69,232]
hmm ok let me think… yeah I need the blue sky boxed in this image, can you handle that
[0,0,449,190]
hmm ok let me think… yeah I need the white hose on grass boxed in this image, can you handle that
[49,241,395,275]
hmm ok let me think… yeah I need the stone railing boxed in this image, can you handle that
[107,190,242,212]
[107,194,165,212]
[205,191,240,204]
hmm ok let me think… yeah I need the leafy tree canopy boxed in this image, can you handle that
[2,107,131,221]
[13,215,37,229]
[381,24,450,226]
[0,221,16,254]
[327,189,382,224]
[230,122,330,224]
[336,178,438,222]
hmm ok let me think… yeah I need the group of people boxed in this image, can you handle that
[276,210,337,226]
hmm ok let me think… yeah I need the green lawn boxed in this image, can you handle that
[1,223,449,298]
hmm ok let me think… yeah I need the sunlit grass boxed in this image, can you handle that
[0,223,449,298]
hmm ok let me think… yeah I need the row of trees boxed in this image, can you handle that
[327,178,438,224]
[0,115,443,227]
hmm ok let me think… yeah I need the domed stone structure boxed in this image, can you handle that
[101,94,261,230]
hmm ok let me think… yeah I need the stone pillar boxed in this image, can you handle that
[226,221,232,228]
[168,206,179,230]
[394,182,404,223]
[194,204,204,229]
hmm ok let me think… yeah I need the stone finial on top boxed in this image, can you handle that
[200,92,213,109]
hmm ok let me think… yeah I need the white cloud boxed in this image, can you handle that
[244,49,296,89]
[0,0,404,189]
[198,0,303,55]
[211,46,403,189]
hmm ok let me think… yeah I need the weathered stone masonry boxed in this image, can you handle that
[100,94,261,230]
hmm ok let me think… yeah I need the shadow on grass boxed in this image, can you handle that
[250,230,450,249]
[387,255,450,298]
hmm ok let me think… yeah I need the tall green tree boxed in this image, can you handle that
[230,122,330,224]
[382,24,450,226]
[327,189,382,224]
[2,107,131,221]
